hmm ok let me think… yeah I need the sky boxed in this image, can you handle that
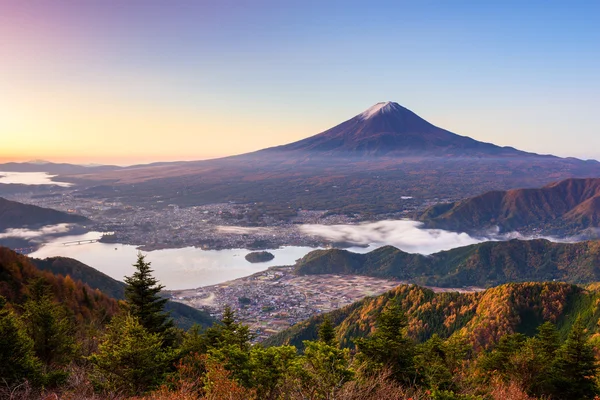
[1,0,599,165]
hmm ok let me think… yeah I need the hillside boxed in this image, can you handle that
[32,255,215,330]
[265,281,596,351]
[420,177,600,234]
[70,102,600,215]
[294,239,600,287]
[0,247,119,323]
[0,197,88,231]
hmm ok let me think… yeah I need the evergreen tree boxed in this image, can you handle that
[248,345,297,399]
[88,313,173,395]
[297,340,354,399]
[354,302,416,384]
[522,321,561,396]
[204,305,252,351]
[201,306,253,387]
[535,321,560,358]
[478,333,526,377]
[415,334,469,391]
[22,278,76,368]
[124,253,175,345]
[553,317,598,399]
[0,296,42,385]
[318,315,336,346]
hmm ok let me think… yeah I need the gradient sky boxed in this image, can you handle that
[1,0,599,165]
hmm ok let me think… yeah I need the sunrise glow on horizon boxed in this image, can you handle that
[2,1,600,165]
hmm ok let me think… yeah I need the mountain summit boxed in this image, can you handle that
[268,101,521,156]
[72,101,600,215]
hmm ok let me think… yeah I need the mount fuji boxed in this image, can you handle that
[72,102,600,213]
[265,101,522,156]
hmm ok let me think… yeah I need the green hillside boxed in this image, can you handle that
[265,281,598,351]
[295,239,600,287]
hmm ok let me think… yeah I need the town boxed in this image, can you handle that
[167,267,408,341]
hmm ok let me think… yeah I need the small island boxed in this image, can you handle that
[245,251,275,263]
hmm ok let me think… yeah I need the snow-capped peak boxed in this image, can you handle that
[358,101,402,120]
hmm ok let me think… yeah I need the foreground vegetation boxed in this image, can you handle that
[3,249,600,399]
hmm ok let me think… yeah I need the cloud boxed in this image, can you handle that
[0,223,72,241]
[300,220,485,255]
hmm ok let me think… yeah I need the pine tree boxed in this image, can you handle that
[553,317,598,399]
[318,315,336,346]
[298,340,354,399]
[415,334,455,391]
[124,253,175,345]
[22,278,76,368]
[88,313,173,395]
[535,321,560,359]
[354,302,416,384]
[526,321,561,396]
[0,296,42,385]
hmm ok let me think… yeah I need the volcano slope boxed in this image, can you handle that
[72,102,600,215]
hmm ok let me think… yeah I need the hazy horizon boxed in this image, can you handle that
[2,1,600,165]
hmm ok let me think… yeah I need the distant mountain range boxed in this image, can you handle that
[69,102,600,214]
[0,197,88,231]
[265,282,595,351]
[0,161,120,175]
[419,177,600,235]
[294,239,600,288]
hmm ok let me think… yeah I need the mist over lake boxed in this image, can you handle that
[0,171,72,187]
[26,220,501,289]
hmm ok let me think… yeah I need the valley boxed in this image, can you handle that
[168,267,412,341]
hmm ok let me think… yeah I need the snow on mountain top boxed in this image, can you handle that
[358,101,402,120]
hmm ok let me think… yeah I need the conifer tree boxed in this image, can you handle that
[197,306,254,387]
[89,313,173,395]
[124,253,174,345]
[553,317,598,399]
[0,295,42,385]
[22,278,76,368]
[318,315,336,346]
[536,321,560,359]
[354,302,416,384]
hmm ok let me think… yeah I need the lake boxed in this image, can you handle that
[28,220,514,290]
[0,171,72,187]
[30,231,341,289]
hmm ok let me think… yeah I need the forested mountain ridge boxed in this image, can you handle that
[295,239,600,287]
[0,247,119,323]
[0,197,88,230]
[420,177,600,235]
[31,255,215,330]
[265,281,594,351]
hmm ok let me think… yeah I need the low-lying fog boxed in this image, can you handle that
[301,220,482,254]
[0,171,72,187]
[300,220,567,254]
[10,220,573,290]
[0,223,73,240]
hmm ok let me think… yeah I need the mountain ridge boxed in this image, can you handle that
[264,281,596,351]
[294,238,600,287]
[419,177,600,234]
[0,197,88,231]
